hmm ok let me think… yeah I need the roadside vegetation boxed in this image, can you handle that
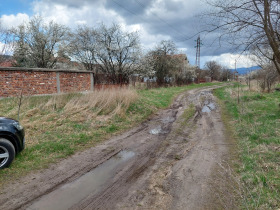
[0,83,218,187]
[215,83,280,209]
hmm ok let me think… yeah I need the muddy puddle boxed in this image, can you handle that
[202,102,216,113]
[27,150,135,210]
[161,116,176,124]
[149,126,162,135]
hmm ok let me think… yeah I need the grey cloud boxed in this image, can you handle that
[105,0,154,16]
[42,0,102,8]
[163,0,183,12]
[101,0,225,56]
[37,0,240,61]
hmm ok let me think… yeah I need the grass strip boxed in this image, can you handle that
[214,86,280,209]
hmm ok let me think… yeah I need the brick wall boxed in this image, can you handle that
[60,72,91,93]
[0,67,93,97]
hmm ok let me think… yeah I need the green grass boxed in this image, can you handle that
[0,82,219,187]
[214,87,280,209]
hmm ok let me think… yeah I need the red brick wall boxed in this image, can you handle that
[0,71,57,97]
[60,72,91,93]
[0,68,92,97]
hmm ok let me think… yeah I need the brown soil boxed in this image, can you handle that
[0,85,232,210]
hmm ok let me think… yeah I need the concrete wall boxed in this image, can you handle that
[0,67,93,97]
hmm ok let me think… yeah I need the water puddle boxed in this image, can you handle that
[202,106,211,113]
[27,150,135,210]
[202,102,216,113]
[149,126,162,135]
[208,103,215,110]
[161,116,175,124]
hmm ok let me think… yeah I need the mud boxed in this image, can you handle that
[27,151,135,210]
[0,84,231,210]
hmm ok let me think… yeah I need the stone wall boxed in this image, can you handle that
[0,67,94,97]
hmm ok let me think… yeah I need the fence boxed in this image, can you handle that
[0,67,131,97]
[0,67,93,97]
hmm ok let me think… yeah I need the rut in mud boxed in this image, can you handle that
[0,85,231,210]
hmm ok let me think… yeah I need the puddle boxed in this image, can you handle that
[202,106,211,113]
[202,103,216,113]
[207,103,216,110]
[149,126,162,135]
[161,116,175,124]
[27,150,135,210]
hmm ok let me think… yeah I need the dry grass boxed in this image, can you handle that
[2,88,138,147]
[45,88,138,118]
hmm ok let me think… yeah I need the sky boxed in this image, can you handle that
[0,0,257,68]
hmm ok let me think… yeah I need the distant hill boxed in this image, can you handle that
[230,66,261,75]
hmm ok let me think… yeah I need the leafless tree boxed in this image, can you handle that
[94,23,141,83]
[250,43,279,91]
[256,64,279,92]
[0,21,13,64]
[11,16,69,68]
[204,60,222,80]
[220,67,232,82]
[148,40,179,85]
[206,0,280,75]
[68,25,97,71]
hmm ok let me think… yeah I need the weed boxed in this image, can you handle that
[174,154,182,160]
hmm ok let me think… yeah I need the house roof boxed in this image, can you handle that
[0,60,14,67]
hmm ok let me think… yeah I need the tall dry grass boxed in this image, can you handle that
[3,88,138,146]
[43,88,138,119]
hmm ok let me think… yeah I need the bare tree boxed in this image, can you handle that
[11,16,69,68]
[68,25,97,71]
[220,67,232,82]
[0,21,13,64]
[204,60,222,80]
[149,40,179,85]
[256,64,279,92]
[94,23,141,83]
[206,0,280,75]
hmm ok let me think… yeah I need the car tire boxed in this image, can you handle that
[0,138,15,169]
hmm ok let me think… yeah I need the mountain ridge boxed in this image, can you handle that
[230,66,261,75]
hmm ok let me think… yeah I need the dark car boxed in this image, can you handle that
[0,117,25,169]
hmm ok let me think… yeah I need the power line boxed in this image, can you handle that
[134,0,190,42]
[110,0,191,43]
[111,0,139,17]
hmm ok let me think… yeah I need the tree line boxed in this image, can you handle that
[2,0,280,87]
[0,16,198,86]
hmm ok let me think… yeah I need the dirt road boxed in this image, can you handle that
[0,85,231,210]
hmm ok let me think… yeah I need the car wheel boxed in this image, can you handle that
[0,138,15,169]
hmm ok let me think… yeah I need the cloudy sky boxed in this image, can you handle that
[0,0,256,68]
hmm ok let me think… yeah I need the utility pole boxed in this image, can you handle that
[195,35,202,84]
[235,59,240,104]
[195,35,201,69]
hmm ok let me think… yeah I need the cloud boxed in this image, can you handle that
[0,13,30,29]
[30,0,171,50]
[200,53,258,69]
[31,0,205,48]
[0,0,258,68]
[32,0,124,28]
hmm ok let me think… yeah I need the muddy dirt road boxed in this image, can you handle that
[0,85,231,210]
